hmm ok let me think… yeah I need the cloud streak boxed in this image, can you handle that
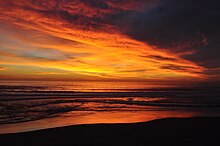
[0,0,218,83]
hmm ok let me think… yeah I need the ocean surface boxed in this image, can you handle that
[0,80,220,133]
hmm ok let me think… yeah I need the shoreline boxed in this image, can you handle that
[1,117,220,146]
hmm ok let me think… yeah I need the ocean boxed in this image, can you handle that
[0,80,220,133]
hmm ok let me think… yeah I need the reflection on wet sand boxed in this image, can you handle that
[0,81,220,134]
[0,109,204,134]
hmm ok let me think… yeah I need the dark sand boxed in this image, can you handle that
[1,117,220,146]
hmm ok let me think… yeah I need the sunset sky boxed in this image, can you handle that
[0,0,219,83]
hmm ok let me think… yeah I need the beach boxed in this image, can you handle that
[1,81,220,134]
[0,0,220,145]
[1,117,220,146]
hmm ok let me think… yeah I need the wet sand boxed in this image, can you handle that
[0,117,220,146]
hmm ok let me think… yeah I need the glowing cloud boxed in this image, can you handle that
[1,0,215,82]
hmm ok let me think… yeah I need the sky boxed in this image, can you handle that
[0,0,219,84]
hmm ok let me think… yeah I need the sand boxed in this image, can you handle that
[1,117,220,146]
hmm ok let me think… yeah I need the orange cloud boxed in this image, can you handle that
[0,1,206,82]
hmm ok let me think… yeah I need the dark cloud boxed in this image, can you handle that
[106,0,158,11]
[204,68,220,76]
[161,64,201,74]
[120,0,217,48]
[183,38,220,69]
[161,65,190,70]
[146,55,176,61]
[113,0,220,75]
[121,69,146,73]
